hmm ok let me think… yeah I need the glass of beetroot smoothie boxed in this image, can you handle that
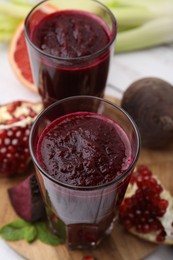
[24,0,117,107]
[29,96,140,249]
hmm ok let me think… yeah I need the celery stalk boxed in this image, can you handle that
[100,0,173,52]
[115,17,173,53]
[0,1,33,42]
[0,0,173,52]
[0,15,20,26]
[0,2,32,18]
[0,32,12,42]
[111,7,154,27]
[9,0,34,5]
[103,1,173,27]
[101,0,173,10]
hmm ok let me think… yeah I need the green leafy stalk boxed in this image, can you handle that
[0,33,12,42]
[111,7,154,27]
[115,17,173,53]
[0,15,20,31]
[0,0,34,42]
[0,18,20,42]
[103,0,173,27]
[9,0,34,6]
[1,0,173,51]
[100,0,173,51]
[0,2,32,18]
[101,0,173,10]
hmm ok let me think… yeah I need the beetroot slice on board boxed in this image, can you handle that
[8,174,46,222]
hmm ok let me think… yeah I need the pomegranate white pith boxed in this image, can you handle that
[119,165,173,244]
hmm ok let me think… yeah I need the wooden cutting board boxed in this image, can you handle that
[0,97,173,260]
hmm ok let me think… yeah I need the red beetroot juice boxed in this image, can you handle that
[27,10,116,106]
[36,112,132,247]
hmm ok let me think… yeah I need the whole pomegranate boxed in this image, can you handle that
[0,100,42,177]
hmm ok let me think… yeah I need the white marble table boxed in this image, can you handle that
[0,42,173,259]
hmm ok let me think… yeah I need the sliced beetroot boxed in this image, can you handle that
[8,174,46,222]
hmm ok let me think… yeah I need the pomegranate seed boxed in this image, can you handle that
[159,199,168,210]
[142,224,151,233]
[6,119,18,124]
[141,217,147,223]
[6,153,14,160]
[8,146,15,153]
[136,175,143,184]
[4,138,10,145]
[149,177,157,185]
[124,219,133,229]
[12,139,18,146]
[29,111,37,118]
[25,129,30,136]
[156,230,166,242]
[1,147,7,154]
[7,130,13,137]
[130,175,135,184]
[135,210,142,216]
[155,184,163,194]
[82,256,96,260]
[136,224,142,232]
[150,220,160,231]
[15,130,22,138]
[7,101,21,113]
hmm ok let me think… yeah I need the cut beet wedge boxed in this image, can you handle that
[8,174,46,222]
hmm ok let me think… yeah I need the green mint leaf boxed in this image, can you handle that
[23,225,37,243]
[35,222,64,246]
[6,219,30,228]
[0,218,66,246]
[53,219,66,240]
[0,218,37,243]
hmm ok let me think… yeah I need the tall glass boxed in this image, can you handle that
[24,0,117,107]
[29,96,140,249]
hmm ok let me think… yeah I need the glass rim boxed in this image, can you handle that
[29,95,141,191]
[24,0,117,62]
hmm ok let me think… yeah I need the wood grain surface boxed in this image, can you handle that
[0,97,173,260]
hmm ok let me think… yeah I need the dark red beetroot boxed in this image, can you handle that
[121,77,173,149]
[0,101,42,177]
[119,165,173,244]
[8,174,46,222]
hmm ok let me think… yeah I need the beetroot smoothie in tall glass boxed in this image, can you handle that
[29,96,140,248]
[25,0,117,106]
[36,112,131,247]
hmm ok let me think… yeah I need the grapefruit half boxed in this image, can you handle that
[8,22,36,92]
[8,4,57,93]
